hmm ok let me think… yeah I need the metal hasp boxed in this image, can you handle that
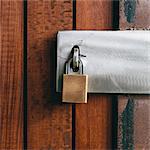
[65,45,84,74]
[56,31,150,94]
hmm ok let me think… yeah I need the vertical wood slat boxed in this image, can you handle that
[27,0,72,149]
[0,1,23,149]
[120,0,150,29]
[118,96,150,149]
[119,0,150,149]
[75,1,113,149]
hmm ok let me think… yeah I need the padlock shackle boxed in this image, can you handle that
[65,58,84,74]
[65,45,84,74]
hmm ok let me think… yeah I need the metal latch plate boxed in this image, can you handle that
[56,31,150,94]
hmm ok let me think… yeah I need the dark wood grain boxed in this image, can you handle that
[0,1,23,149]
[76,1,113,149]
[27,0,72,149]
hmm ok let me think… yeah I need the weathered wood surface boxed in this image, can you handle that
[0,1,23,149]
[75,1,113,149]
[27,0,72,149]
[120,0,150,29]
[119,0,150,149]
[118,96,150,149]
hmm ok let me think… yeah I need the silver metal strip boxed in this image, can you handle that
[56,31,150,93]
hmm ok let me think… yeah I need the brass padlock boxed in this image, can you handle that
[62,45,88,103]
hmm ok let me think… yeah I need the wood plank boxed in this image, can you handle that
[0,1,23,149]
[27,0,72,149]
[76,0,112,30]
[119,0,150,149]
[75,1,113,149]
[118,96,150,149]
[120,0,150,30]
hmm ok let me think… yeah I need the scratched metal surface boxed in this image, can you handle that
[56,31,150,93]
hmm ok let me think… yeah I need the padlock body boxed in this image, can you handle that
[62,74,88,103]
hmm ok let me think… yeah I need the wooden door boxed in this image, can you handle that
[0,0,149,149]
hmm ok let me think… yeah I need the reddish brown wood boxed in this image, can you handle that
[76,1,112,30]
[0,1,23,149]
[27,0,72,149]
[76,1,113,149]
